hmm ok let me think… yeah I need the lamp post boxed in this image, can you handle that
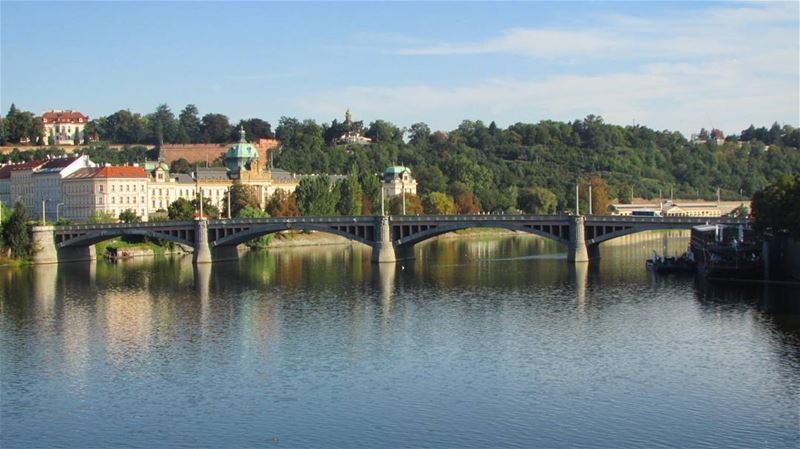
[56,203,64,222]
[401,177,406,215]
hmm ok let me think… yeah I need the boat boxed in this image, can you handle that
[690,223,763,280]
[646,250,695,274]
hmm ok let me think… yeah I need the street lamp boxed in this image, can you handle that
[56,203,65,222]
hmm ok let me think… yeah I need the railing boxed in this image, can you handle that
[54,220,196,232]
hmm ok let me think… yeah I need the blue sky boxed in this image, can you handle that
[1,1,798,137]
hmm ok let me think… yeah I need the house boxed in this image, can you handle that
[41,110,89,145]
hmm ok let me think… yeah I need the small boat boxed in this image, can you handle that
[690,223,763,280]
[646,250,695,274]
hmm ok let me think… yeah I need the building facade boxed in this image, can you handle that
[62,166,149,222]
[41,110,89,145]
[381,166,417,199]
[32,156,96,221]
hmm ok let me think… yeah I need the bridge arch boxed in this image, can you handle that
[587,223,696,245]
[211,223,375,248]
[59,229,194,248]
[395,221,570,247]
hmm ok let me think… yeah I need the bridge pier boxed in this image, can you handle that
[567,216,590,263]
[193,219,213,264]
[371,216,397,263]
[31,226,96,264]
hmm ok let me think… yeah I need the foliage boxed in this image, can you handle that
[201,113,232,143]
[295,175,339,216]
[359,171,382,215]
[728,203,749,218]
[192,197,219,219]
[581,176,611,215]
[170,158,192,173]
[422,192,457,215]
[2,202,31,259]
[224,182,260,218]
[751,174,800,238]
[265,189,300,217]
[118,209,141,223]
[3,104,43,144]
[454,191,480,214]
[335,165,363,215]
[389,193,423,215]
[237,206,273,249]
[86,211,116,224]
[168,198,195,221]
[518,187,557,214]
[236,118,273,140]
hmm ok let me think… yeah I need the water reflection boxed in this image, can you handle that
[1,232,798,449]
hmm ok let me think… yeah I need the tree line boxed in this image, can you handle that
[2,102,799,214]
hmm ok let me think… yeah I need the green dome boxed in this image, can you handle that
[225,127,259,174]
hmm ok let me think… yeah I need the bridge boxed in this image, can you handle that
[30,214,748,265]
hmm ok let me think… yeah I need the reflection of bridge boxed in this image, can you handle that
[30,214,748,265]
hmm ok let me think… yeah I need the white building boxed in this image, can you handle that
[381,166,417,199]
[32,156,96,221]
[41,110,89,145]
[62,165,149,222]
[9,160,47,217]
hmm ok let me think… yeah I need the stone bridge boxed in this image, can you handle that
[30,214,748,265]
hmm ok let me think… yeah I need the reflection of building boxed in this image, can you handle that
[62,165,149,221]
[381,166,417,198]
[41,110,89,145]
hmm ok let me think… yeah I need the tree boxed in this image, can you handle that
[168,198,195,221]
[178,104,202,143]
[389,193,423,215]
[365,120,403,143]
[359,171,382,215]
[73,129,82,145]
[336,165,363,215]
[118,209,141,223]
[422,192,456,215]
[454,191,480,214]
[581,176,610,215]
[170,158,192,174]
[86,211,116,224]
[518,187,557,214]
[414,166,448,196]
[191,197,219,219]
[3,202,31,259]
[200,113,232,143]
[751,174,800,238]
[236,118,273,141]
[619,182,633,204]
[223,182,261,218]
[295,175,338,216]
[147,104,178,145]
[3,104,42,144]
[266,189,300,217]
[237,206,272,249]
[408,122,431,145]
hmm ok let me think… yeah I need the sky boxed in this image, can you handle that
[1,1,798,137]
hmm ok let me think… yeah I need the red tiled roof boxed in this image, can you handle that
[41,110,89,124]
[66,166,147,180]
[38,157,79,170]
[9,160,47,171]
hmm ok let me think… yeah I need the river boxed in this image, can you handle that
[1,232,798,448]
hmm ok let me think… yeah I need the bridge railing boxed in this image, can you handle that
[584,215,750,224]
[52,220,197,232]
[389,214,571,222]
[208,216,377,226]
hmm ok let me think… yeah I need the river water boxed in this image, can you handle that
[1,232,798,448]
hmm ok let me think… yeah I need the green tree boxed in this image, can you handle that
[2,202,31,259]
[223,182,260,218]
[147,104,178,145]
[86,211,116,224]
[170,158,192,174]
[237,206,272,249]
[359,171,382,215]
[266,189,300,217]
[414,166,448,196]
[236,118,273,140]
[118,209,141,223]
[365,120,403,143]
[389,193,424,215]
[168,198,195,221]
[619,182,633,204]
[336,165,363,215]
[518,187,557,214]
[192,197,219,219]
[3,104,42,144]
[178,104,202,143]
[422,192,456,215]
[201,113,232,143]
[295,175,338,215]
[751,174,800,238]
